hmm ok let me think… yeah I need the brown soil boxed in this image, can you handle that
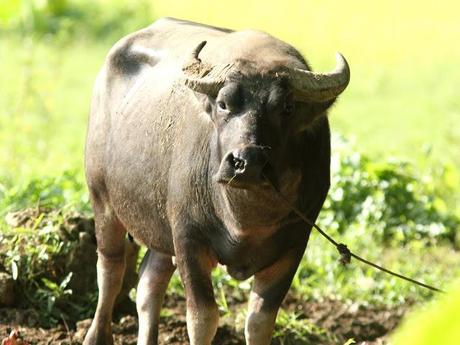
[0,293,410,345]
[1,209,411,344]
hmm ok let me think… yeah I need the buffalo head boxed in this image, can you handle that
[183,41,350,190]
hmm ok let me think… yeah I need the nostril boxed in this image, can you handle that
[233,156,246,170]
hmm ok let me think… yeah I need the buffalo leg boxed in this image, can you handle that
[174,236,219,345]
[83,205,127,345]
[136,249,175,345]
[245,243,307,345]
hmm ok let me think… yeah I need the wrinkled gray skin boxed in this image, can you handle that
[84,17,348,345]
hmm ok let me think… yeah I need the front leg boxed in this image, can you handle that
[174,234,219,345]
[245,241,307,345]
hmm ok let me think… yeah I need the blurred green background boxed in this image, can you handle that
[1,0,459,341]
[1,0,459,189]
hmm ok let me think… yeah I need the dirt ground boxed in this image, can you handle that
[1,210,411,344]
[0,292,409,345]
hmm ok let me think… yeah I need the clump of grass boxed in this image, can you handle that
[0,207,98,327]
[273,309,337,345]
[0,170,95,327]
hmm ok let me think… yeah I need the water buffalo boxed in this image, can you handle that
[83,17,350,345]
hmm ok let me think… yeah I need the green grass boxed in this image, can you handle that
[0,37,108,186]
[295,231,460,303]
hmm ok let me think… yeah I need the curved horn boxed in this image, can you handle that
[188,40,207,64]
[288,53,350,102]
[183,41,224,96]
[184,76,224,96]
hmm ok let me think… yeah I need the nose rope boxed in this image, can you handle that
[263,173,445,294]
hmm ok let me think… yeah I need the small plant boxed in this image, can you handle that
[273,309,336,345]
[0,207,97,327]
[343,339,356,345]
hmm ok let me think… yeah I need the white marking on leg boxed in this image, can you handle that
[136,251,175,345]
[186,304,219,345]
[245,291,277,345]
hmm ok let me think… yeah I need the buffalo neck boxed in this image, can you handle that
[210,176,298,240]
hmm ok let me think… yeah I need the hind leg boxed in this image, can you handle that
[136,249,175,345]
[83,202,127,345]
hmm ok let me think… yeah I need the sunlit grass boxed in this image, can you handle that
[0,37,110,186]
[293,232,460,304]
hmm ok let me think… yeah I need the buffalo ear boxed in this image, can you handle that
[291,98,337,132]
[191,91,214,116]
[202,95,214,115]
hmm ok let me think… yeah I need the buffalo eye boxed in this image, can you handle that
[217,101,227,111]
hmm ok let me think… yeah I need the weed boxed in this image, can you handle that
[273,309,336,344]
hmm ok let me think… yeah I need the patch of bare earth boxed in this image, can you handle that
[0,294,410,345]
[1,209,410,344]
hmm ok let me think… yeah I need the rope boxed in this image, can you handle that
[265,175,445,294]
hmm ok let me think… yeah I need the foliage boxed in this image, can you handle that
[0,170,89,217]
[391,279,460,345]
[273,309,336,344]
[0,171,94,327]
[0,0,153,41]
[322,135,459,246]
[0,208,97,327]
[0,38,106,186]
[288,138,460,305]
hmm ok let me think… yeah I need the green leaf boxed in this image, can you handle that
[392,280,460,345]
[41,277,59,291]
